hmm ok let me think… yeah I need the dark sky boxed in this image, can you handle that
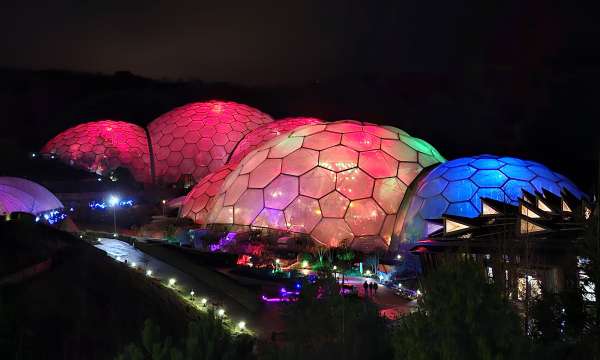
[2,1,596,85]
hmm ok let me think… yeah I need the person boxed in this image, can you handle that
[373,282,378,295]
[363,281,369,297]
[368,282,373,296]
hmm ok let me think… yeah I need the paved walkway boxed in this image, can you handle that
[94,239,261,333]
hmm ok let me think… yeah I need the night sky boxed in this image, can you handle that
[2,1,596,85]
[0,1,598,190]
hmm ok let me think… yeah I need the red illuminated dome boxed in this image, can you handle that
[228,117,324,164]
[41,120,152,183]
[179,163,237,225]
[206,120,445,252]
[147,101,273,184]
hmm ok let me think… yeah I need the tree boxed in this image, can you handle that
[115,312,254,360]
[264,275,392,360]
[392,259,529,360]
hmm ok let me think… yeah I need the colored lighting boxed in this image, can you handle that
[397,154,586,246]
[200,120,444,252]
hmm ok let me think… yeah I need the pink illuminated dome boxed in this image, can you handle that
[147,101,273,184]
[179,163,237,225]
[228,117,324,164]
[41,120,152,183]
[206,120,445,252]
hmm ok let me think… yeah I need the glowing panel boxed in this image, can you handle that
[319,145,359,172]
[445,219,470,233]
[520,219,546,234]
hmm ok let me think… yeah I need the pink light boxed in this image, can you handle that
[41,120,152,183]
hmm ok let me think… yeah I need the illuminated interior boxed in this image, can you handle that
[204,120,444,252]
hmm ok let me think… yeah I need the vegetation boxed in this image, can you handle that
[116,313,254,360]
[392,259,528,360]
[263,275,392,360]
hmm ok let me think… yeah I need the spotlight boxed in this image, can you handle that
[168,278,176,286]
[238,321,246,330]
[146,270,153,277]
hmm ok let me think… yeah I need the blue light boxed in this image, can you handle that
[471,170,508,187]
[446,201,479,218]
[443,165,476,181]
[89,199,134,210]
[418,177,448,197]
[419,195,449,219]
[502,179,535,202]
[443,179,477,202]
[470,158,503,170]
[399,154,586,245]
[500,165,535,181]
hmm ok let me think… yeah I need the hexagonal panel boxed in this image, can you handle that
[380,139,418,162]
[319,191,350,218]
[224,175,249,206]
[282,148,319,175]
[300,167,336,198]
[253,208,288,230]
[233,189,263,225]
[311,219,354,247]
[341,132,380,151]
[418,177,448,197]
[502,179,536,202]
[248,159,282,188]
[284,196,322,233]
[268,136,304,158]
[359,150,398,178]
[336,168,374,200]
[303,131,341,150]
[345,198,386,236]
[470,158,503,170]
[373,177,406,214]
[264,175,299,209]
[500,165,535,181]
[443,179,478,202]
[419,195,449,219]
[471,169,508,187]
[319,145,358,172]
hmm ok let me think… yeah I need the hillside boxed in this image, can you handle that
[0,220,200,359]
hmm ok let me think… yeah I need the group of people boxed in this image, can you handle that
[363,281,378,297]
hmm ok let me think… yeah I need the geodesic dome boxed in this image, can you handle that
[179,163,237,225]
[0,177,63,215]
[205,120,445,252]
[392,154,586,248]
[228,117,324,164]
[41,120,152,183]
[147,101,273,184]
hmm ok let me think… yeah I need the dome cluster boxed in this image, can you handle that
[393,154,586,247]
[41,120,152,183]
[41,100,586,252]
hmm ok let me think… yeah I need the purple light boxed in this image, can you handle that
[209,231,237,252]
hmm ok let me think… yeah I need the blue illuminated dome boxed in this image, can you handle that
[392,155,586,248]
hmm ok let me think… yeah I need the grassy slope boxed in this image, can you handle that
[1,221,200,359]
